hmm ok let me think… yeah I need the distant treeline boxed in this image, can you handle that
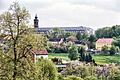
[95,25,120,38]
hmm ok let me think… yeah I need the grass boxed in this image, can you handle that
[48,53,120,64]
[93,54,120,65]
[48,53,69,61]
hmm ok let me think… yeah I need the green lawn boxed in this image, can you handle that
[48,53,120,64]
[93,54,120,65]
[48,53,69,61]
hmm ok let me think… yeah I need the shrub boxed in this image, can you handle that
[65,76,84,80]
[84,76,97,80]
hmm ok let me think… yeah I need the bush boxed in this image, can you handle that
[36,59,58,80]
[65,76,84,80]
[68,44,78,60]
[84,76,97,80]
[109,46,116,55]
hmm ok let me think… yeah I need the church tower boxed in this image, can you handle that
[34,14,39,28]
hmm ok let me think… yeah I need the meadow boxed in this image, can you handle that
[48,53,120,64]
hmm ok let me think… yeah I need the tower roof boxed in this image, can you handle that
[35,14,38,18]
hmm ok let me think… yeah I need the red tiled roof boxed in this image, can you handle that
[96,38,113,43]
[31,50,48,55]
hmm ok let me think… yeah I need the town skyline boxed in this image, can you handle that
[0,0,120,30]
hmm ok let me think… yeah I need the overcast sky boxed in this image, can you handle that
[0,0,120,30]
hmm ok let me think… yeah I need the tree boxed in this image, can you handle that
[95,25,120,38]
[88,35,96,49]
[113,37,120,48]
[78,46,86,61]
[68,44,78,60]
[36,59,58,80]
[0,2,46,80]
[109,46,116,55]
[76,32,82,40]
[85,53,92,62]
[76,32,88,41]
[101,45,109,54]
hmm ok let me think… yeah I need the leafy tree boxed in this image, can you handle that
[78,46,86,61]
[75,65,90,78]
[85,53,92,62]
[113,37,120,48]
[88,35,96,49]
[0,2,46,80]
[68,44,78,60]
[101,45,109,54]
[36,59,58,80]
[109,46,116,55]
[76,32,82,40]
[95,25,120,38]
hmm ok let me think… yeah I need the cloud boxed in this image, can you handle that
[0,0,120,30]
[63,0,120,12]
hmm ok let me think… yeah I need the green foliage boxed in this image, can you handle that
[78,46,86,61]
[36,59,58,80]
[95,25,120,38]
[84,76,97,80]
[102,45,109,54]
[65,76,84,80]
[68,44,78,60]
[58,74,65,80]
[0,2,46,80]
[85,53,92,62]
[109,46,116,55]
[76,33,88,41]
[75,65,90,78]
[113,37,120,48]
[88,35,96,49]
[76,32,82,40]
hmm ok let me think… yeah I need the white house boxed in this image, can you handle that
[31,50,48,63]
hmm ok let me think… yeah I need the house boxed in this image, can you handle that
[96,38,113,51]
[31,50,48,63]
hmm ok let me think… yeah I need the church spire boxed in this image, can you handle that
[34,14,39,28]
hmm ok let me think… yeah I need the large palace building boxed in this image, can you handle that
[34,15,93,35]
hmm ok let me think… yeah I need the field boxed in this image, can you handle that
[49,53,69,61]
[48,53,120,64]
[93,55,120,64]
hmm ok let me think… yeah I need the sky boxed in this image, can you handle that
[0,0,120,30]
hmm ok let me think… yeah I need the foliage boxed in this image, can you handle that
[68,44,78,60]
[84,76,97,80]
[95,25,120,38]
[58,74,65,80]
[113,37,120,48]
[76,33,88,41]
[0,2,46,80]
[61,63,120,80]
[75,65,90,78]
[65,76,84,80]
[109,46,116,55]
[36,59,58,80]
[87,35,96,49]
[101,45,109,54]
[78,46,86,61]
[85,53,93,62]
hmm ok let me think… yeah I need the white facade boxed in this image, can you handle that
[34,54,48,63]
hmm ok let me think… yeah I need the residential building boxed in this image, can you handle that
[31,50,48,63]
[96,38,113,50]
